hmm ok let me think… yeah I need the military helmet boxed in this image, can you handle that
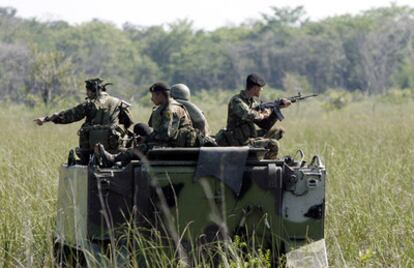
[171,83,191,101]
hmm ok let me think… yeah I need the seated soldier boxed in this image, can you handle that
[95,82,213,166]
[132,122,153,147]
[170,83,209,136]
[95,122,152,166]
[216,73,291,159]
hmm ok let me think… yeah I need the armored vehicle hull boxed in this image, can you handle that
[55,147,327,266]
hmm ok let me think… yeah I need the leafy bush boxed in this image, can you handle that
[377,88,413,104]
[322,89,353,111]
[282,72,311,94]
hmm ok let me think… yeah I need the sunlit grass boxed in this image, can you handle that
[0,98,413,266]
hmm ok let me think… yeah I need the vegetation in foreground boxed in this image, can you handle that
[0,94,413,266]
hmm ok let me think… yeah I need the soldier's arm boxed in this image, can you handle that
[230,98,267,123]
[151,110,178,142]
[148,112,154,127]
[118,101,134,129]
[49,102,89,124]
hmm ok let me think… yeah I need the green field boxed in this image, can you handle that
[0,96,413,267]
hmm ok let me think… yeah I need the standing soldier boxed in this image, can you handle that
[216,73,291,159]
[34,78,133,164]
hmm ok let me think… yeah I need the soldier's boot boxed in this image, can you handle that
[76,147,92,165]
[263,139,280,160]
[94,143,119,167]
[202,135,218,147]
[67,149,76,166]
[215,129,234,146]
[251,138,279,160]
[196,131,217,147]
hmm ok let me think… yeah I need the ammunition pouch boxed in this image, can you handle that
[79,125,122,152]
[216,123,256,146]
[215,129,230,146]
[215,128,238,146]
[234,123,256,144]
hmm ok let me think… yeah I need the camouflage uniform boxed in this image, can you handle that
[216,90,284,159]
[50,92,133,162]
[95,82,217,167]
[148,98,199,147]
[102,98,201,166]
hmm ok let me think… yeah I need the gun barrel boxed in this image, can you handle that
[289,93,318,102]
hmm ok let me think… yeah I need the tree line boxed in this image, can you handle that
[0,4,414,105]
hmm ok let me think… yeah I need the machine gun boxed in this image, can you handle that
[254,92,318,121]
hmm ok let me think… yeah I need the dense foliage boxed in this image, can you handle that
[1,5,414,105]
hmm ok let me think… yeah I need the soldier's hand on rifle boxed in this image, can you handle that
[280,98,292,108]
[260,108,271,119]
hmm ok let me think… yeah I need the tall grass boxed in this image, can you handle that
[0,98,413,266]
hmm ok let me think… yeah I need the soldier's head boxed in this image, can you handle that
[245,73,266,97]
[133,123,152,137]
[133,122,152,144]
[149,82,170,105]
[171,83,191,101]
[85,78,104,98]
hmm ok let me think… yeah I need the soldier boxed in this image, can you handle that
[216,73,291,159]
[131,122,153,147]
[170,83,210,136]
[34,78,133,164]
[95,82,214,166]
[146,82,202,146]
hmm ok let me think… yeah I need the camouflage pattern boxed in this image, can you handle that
[51,92,133,161]
[93,99,211,167]
[226,90,263,138]
[217,90,283,158]
[148,98,198,147]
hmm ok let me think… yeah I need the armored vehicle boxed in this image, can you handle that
[54,147,327,267]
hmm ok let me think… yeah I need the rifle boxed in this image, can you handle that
[254,92,318,121]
